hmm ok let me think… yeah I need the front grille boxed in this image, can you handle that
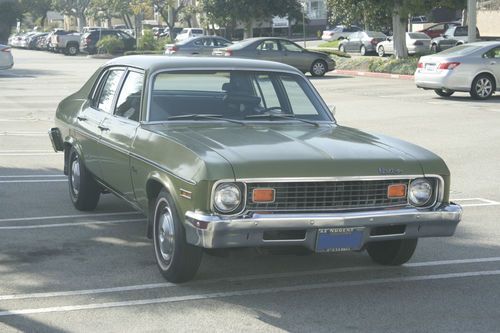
[245,180,409,212]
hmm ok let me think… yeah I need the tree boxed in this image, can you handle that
[87,0,133,28]
[19,0,53,29]
[0,0,23,43]
[52,0,91,31]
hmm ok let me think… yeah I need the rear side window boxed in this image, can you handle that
[114,71,144,121]
[455,27,467,37]
[192,29,203,34]
[96,69,124,113]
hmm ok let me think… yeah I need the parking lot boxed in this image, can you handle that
[0,49,499,332]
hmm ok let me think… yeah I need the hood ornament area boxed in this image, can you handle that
[378,167,402,175]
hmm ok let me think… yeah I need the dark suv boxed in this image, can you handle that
[80,29,136,54]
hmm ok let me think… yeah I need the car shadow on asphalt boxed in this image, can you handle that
[433,95,500,104]
[0,68,61,79]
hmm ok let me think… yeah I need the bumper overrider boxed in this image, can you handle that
[184,203,462,251]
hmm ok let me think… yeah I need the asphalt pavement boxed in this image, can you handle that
[0,49,499,332]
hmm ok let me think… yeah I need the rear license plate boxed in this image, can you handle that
[425,64,437,71]
[316,227,364,252]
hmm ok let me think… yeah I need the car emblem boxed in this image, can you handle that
[378,167,402,175]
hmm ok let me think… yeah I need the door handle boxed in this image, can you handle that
[77,116,87,121]
[98,125,110,131]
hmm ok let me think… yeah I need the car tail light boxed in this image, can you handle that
[85,37,91,45]
[438,62,460,70]
[168,45,177,53]
[370,38,378,46]
[417,62,424,68]
[224,50,233,56]
[1,47,11,52]
[413,41,423,46]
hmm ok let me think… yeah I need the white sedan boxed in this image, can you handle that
[0,44,14,70]
[377,32,431,56]
[415,42,500,99]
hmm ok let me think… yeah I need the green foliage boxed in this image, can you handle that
[318,40,340,48]
[335,55,419,75]
[315,49,351,58]
[96,35,124,54]
[124,50,164,55]
[0,0,23,43]
[138,29,156,51]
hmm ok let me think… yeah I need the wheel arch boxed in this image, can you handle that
[63,139,83,175]
[473,71,497,90]
[145,174,179,238]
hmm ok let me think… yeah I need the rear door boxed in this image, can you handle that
[255,39,284,63]
[99,69,144,199]
[484,46,500,87]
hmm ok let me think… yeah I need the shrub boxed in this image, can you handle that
[318,40,340,48]
[124,50,164,56]
[335,56,419,75]
[96,36,124,55]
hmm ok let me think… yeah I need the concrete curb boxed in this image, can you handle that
[333,69,414,80]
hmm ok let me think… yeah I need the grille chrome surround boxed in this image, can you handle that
[245,179,412,212]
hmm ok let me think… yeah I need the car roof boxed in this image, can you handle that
[105,56,302,74]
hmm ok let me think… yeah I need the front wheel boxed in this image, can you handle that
[434,89,455,97]
[366,239,418,265]
[377,46,385,57]
[310,60,327,77]
[360,45,367,56]
[68,147,100,211]
[470,74,495,100]
[153,190,202,283]
[66,44,78,56]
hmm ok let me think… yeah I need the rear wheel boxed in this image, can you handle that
[434,89,455,97]
[377,46,385,57]
[470,74,495,100]
[339,44,345,53]
[360,45,367,56]
[367,239,418,265]
[153,189,202,283]
[68,147,100,211]
[66,43,78,56]
[310,60,327,77]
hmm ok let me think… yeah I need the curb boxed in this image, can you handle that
[333,69,414,80]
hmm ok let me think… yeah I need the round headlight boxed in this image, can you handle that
[214,183,241,213]
[408,178,433,207]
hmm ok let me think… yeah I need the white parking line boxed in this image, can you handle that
[0,150,58,156]
[0,218,144,230]
[0,179,67,183]
[1,256,499,301]
[0,211,141,223]
[453,198,500,207]
[1,269,499,317]
[0,132,47,137]
[0,175,64,178]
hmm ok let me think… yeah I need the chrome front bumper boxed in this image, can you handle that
[48,127,64,152]
[184,204,462,250]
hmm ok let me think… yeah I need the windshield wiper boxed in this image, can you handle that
[167,114,245,125]
[244,113,319,127]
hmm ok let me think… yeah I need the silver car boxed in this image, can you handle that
[338,31,387,56]
[377,32,431,57]
[165,36,232,56]
[415,42,500,99]
[0,44,14,70]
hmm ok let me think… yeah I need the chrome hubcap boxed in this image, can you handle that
[313,62,325,75]
[70,157,80,196]
[157,201,175,264]
[476,78,492,97]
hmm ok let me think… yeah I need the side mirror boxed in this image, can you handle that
[328,105,336,117]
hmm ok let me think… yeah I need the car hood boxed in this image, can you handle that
[151,124,440,179]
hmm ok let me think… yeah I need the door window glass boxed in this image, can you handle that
[281,76,317,115]
[280,40,302,52]
[97,69,124,113]
[253,75,281,109]
[257,40,280,51]
[114,71,144,121]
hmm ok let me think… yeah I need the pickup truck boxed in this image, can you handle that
[430,26,480,53]
[50,32,81,55]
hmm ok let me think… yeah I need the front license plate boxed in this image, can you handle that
[316,227,364,252]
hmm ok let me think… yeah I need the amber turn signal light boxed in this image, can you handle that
[387,184,407,199]
[252,188,275,203]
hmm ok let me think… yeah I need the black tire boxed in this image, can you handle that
[434,89,455,97]
[152,189,202,283]
[366,238,418,265]
[68,147,100,211]
[360,45,367,56]
[66,43,78,56]
[339,44,345,53]
[310,60,327,77]
[470,74,495,100]
[431,44,438,53]
[377,46,385,57]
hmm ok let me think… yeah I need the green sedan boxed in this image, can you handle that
[212,37,335,77]
[49,56,462,282]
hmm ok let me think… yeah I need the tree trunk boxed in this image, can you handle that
[76,13,86,32]
[392,4,408,59]
[244,19,253,38]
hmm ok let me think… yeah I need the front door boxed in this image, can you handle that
[484,46,500,89]
[99,69,144,200]
[255,39,283,63]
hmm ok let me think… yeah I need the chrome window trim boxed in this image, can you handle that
[144,67,336,124]
[210,175,444,217]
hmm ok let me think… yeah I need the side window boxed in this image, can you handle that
[280,40,302,52]
[484,47,500,59]
[193,38,204,46]
[429,24,444,31]
[114,71,144,121]
[257,40,279,51]
[253,75,281,110]
[455,27,467,37]
[96,69,124,113]
[281,76,317,115]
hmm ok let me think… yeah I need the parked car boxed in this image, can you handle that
[418,22,460,39]
[430,26,480,53]
[48,30,77,52]
[410,16,428,23]
[415,42,500,99]
[165,36,232,55]
[338,31,387,55]
[321,25,362,41]
[80,29,136,55]
[175,28,204,42]
[0,44,14,70]
[377,32,431,56]
[49,56,462,282]
[28,32,48,50]
[51,32,81,55]
[212,37,335,76]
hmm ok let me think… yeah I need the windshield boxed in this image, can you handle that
[438,44,482,56]
[149,71,330,123]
